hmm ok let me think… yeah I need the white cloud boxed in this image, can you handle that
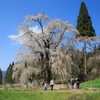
[29,26,41,34]
[8,26,41,41]
[8,30,24,40]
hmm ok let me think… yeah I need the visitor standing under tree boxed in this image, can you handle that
[50,79,54,91]
[70,77,74,89]
[43,82,48,91]
[76,77,81,89]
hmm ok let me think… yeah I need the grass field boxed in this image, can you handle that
[0,79,100,100]
[80,78,100,90]
[0,89,100,100]
[0,90,69,100]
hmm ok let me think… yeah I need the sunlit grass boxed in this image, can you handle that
[0,89,100,100]
[80,78,100,90]
[0,90,70,100]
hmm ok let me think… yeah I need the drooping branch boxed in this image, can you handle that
[54,30,66,49]
[37,18,44,38]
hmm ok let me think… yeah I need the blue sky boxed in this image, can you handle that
[0,0,100,71]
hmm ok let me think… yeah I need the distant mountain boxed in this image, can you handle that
[2,71,6,82]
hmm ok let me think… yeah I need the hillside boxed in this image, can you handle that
[80,79,100,90]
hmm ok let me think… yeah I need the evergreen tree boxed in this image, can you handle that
[0,68,2,84]
[4,62,14,84]
[76,1,96,75]
[76,1,96,37]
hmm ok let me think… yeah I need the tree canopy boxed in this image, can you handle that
[0,68,2,84]
[10,13,78,84]
[76,1,96,37]
[4,62,14,84]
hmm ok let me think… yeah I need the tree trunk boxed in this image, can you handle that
[45,51,52,83]
[40,53,44,80]
[84,42,87,75]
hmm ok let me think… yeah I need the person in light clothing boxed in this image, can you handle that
[70,77,74,89]
[50,79,54,91]
[44,82,48,91]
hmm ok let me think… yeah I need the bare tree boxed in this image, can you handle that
[76,36,100,75]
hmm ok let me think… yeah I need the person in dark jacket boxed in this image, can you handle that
[76,77,81,89]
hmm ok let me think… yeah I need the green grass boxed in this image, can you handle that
[0,89,100,100]
[80,78,100,90]
[0,90,70,100]
[68,92,100,100]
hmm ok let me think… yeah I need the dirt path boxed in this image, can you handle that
[50,84,99,93]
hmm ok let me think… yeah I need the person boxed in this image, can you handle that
[76,77,80,89]
[68,80,72,89]
[43,82,48,91]
[70,77,74,89]
[50,79,54,91]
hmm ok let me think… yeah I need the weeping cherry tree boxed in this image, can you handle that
[10,13,78,83]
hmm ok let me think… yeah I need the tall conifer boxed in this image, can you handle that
[0,68,2,84]
[4,62,14,84]
[76,1,96,75]
[76,1,96,37]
